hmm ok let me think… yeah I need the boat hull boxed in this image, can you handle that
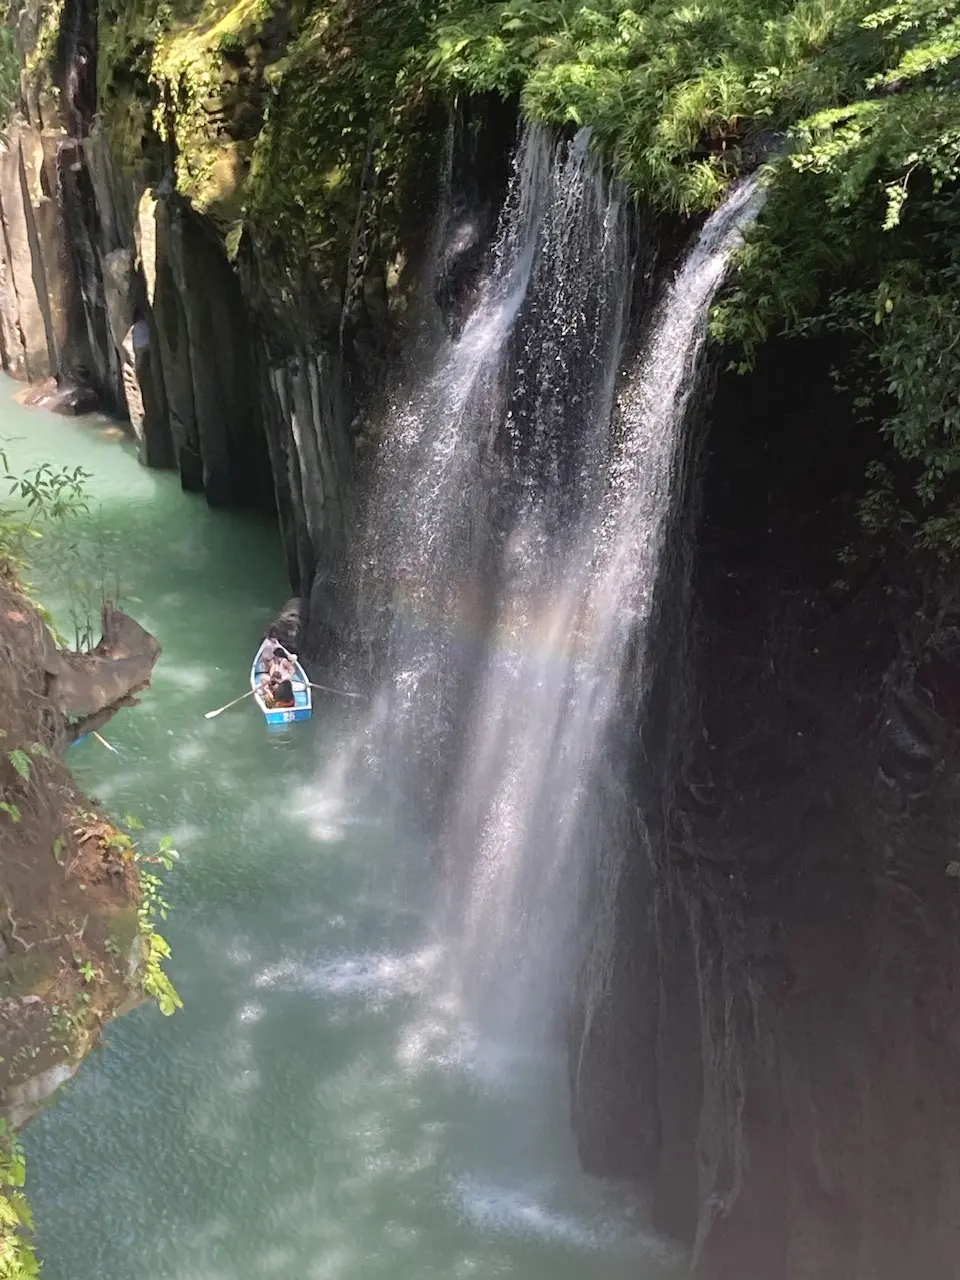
[261,705,312,726]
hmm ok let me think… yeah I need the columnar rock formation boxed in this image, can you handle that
[0,6,362,646]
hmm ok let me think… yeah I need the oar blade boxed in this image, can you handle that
[204,687,257,720]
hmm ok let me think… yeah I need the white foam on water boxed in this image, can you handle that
[254,946,443,1000]
[449,1175,612,1249]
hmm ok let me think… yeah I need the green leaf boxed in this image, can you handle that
[7,749,31,781]
[9,1190,34,1230]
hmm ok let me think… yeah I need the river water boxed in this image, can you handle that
[2,385,680,1279]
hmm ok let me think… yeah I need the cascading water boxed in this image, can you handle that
[348,128,764,1075]
[350,124,554,812]
[567,174,767,1061]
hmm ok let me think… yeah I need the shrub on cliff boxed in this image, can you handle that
[0,20,17,129]
[0,1122,38,1280]
[424,0,960,552]
[707,0,960,552]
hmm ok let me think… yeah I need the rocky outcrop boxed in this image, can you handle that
[52,602,161,740]
[3,586,161,742]
[0,95,361,639]
[264,596,303,651]
[0,119,62,381]
[0,573,158,1131]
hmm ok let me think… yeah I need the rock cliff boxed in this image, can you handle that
[0,0,377,650]
[0,573,166,1130]
[570,341,960,1279]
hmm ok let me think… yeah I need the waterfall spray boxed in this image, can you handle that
[346,125,765,1073]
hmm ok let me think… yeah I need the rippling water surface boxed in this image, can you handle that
[2,383,680,1280]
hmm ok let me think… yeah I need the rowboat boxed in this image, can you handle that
[250,641,312,726]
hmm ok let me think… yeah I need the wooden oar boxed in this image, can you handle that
[93,731,119,754]
[205,688,256,719]
[306,682,365,701]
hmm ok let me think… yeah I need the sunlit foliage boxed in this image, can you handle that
[27,0,960,550]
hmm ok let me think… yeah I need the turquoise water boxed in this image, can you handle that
[2,382,680,1280]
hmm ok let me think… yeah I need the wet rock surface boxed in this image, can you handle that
[572,340,960,1279]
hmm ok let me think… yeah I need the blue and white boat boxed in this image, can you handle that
[250,640,312,726]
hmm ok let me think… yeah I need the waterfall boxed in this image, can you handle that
[348,125,764,1061]
[352,124,555,811]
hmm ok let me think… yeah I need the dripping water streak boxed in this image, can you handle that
[575,173,767,1034]
[444,173,764,1051]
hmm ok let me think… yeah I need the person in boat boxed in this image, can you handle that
[259,667,296,710]
[260,636,283,666]
[272,651,297,683]
[272,677,296,708]
[262,637,298,681]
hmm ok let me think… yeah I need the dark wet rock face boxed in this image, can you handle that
[571,337,960,1280]
[265,597,303,652]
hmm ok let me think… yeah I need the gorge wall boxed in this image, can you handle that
[1,3,959,1280]
[0,0,369,645]
[571,339,960,1279]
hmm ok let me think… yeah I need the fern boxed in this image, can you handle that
[0,1122,39,1280]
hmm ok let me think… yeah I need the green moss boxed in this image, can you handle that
[244,0,443,276]
[94,0,265,221]
[100,86,154,171]
[94,0,442,268]
[148,0,264,218]
[23,0,65,80]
